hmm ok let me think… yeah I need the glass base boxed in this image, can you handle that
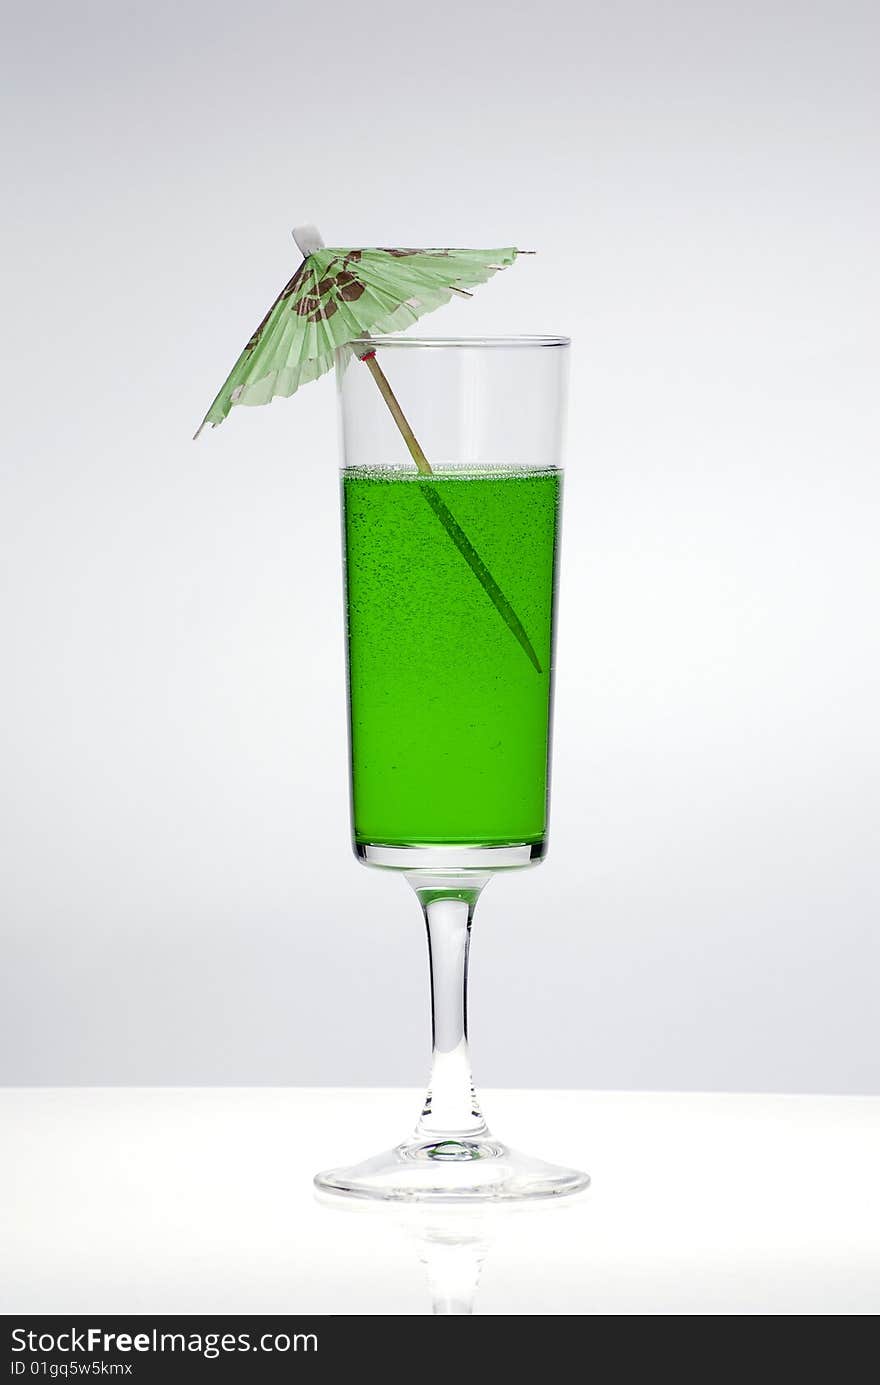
[314,1136,589,1204]
[355,841,546,873]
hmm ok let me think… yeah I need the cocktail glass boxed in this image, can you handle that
[315,336,588,1202]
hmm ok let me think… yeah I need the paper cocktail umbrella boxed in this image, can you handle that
[197,227,541,671]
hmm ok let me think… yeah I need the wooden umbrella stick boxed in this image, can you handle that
[358,348,542,673]
[359,351,433,475]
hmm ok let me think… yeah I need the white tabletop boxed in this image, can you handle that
[2,1087,878,1316]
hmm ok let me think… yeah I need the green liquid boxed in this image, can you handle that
[342,465,561,847]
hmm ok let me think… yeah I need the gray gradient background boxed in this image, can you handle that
[2,0,877,1091]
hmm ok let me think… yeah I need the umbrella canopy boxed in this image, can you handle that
[196,229,523,434]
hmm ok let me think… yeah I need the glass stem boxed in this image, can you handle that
[409,879,491,1142]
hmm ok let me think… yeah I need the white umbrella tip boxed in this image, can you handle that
[292,224,325,257]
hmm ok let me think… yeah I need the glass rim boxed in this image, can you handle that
[355,334,570,349]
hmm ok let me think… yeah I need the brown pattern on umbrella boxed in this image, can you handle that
[379,248,451,258]
[289,254,366,323]
[337,270,365,302]
[286,249,451,326]
[247,247,451,346]
[242,262,310,352]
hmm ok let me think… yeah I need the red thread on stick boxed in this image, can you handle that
[360,349,376,361]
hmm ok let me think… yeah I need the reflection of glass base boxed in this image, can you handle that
[315,1136,589,1204]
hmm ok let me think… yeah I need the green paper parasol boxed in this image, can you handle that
[196,227,541,671]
